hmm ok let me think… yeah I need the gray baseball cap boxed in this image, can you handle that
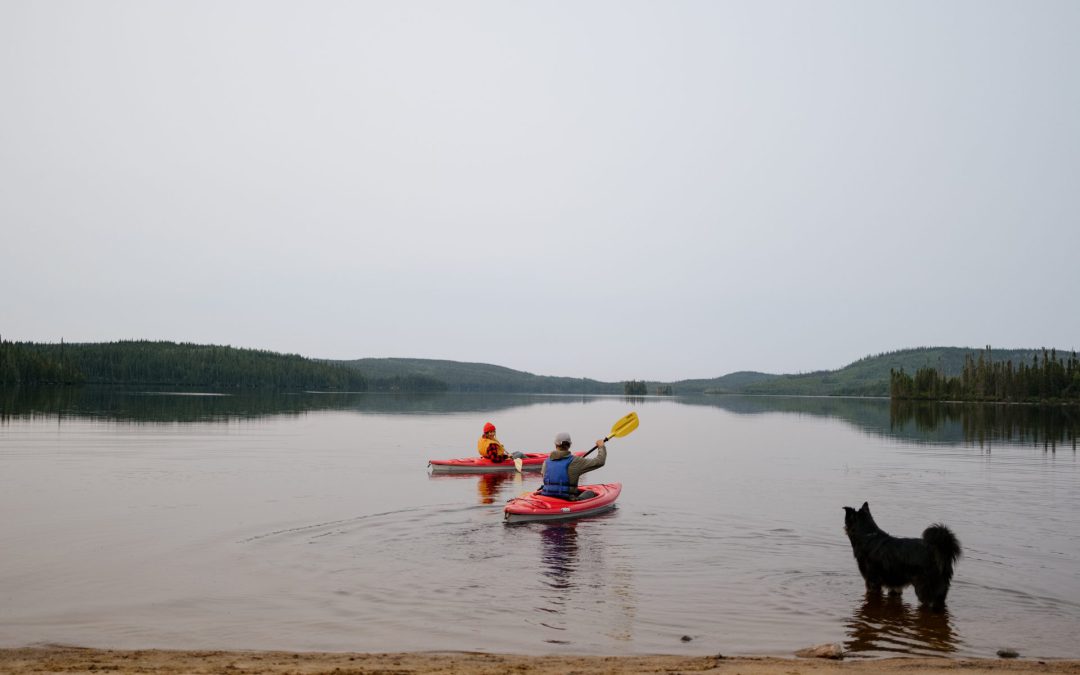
[554,432,572,446]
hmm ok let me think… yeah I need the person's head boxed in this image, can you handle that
[554,431,571,450]
[483,422,496,436]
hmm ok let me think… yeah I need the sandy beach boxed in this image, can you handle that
[2,647,1079,675]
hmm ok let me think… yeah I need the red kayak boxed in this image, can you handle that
[503,482,622,524]
[427,452,585,474]
[428,453,548,473]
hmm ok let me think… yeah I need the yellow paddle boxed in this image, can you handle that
[581,411,640,458]
[507,413,639,499]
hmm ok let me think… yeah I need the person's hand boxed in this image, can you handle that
[596,438,606,449]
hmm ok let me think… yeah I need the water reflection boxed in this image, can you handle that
[537,523,580,641]
[533,519,637,645]
[0,386,586,423]
[540,523,579,592]
[680,394,1080,449]
[890,400,1080,451]
[844,593,960,656]
[680,394,893,429]
[476,473,515,504]
[426,472,523,505]
[5,387,1078,451]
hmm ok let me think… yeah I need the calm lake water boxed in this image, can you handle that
[1,389,1078,658]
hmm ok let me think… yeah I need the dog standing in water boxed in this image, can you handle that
[843,502,961,612]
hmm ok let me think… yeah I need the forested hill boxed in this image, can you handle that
[334,357,621,394]
[734,347,1050,397]
[3,341,1068,397]
[338,349,1058,396]
[0,340,368,390]
[662,371,779,395]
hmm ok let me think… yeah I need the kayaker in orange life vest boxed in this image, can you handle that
[539,432,606,501]
[477,422,525,463]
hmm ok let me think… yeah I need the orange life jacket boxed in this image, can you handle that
[478,435,508,461]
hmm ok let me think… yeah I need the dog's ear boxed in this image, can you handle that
[860,501,869,512]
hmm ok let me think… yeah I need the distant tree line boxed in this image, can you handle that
[370,375,448,392]
[0,340,372,391]
[890,347,1080,402]
[339,358,621,394]
[0,338,84,384]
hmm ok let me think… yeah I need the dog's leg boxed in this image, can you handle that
[914,579,949,612]
[864,578,883,594]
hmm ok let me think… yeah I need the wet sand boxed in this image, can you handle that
[2,647,1079,674]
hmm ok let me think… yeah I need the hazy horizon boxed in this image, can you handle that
[3,1,1078,381]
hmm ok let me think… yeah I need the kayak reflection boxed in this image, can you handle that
[844,592,960,656]
[426,471,526,505]
[530,519,638,646]
[476,473,515,504]
[540,523,579,591]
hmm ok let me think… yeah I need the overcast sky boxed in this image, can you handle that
[2,1,1077,382]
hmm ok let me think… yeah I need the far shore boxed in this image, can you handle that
[2,647,1079,675]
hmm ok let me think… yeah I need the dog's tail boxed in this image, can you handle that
[923,523,961,580]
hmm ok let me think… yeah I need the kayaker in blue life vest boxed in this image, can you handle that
[539,432,606,501]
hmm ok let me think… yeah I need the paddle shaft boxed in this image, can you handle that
[580,412,639,458]
[581,435,612,459]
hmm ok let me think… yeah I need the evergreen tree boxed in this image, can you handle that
[891,346,1079,402]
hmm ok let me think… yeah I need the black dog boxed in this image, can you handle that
[843,502,961,612]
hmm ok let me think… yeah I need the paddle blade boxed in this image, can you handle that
[581,412,641,458]
[514,457,523,473]
[608,412,639,439]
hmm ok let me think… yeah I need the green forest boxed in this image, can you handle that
[889,347,1080,402]
[335,357,622,394]
[670,347,1053,397]
[5,340,1079,399]
[0,340,369,390]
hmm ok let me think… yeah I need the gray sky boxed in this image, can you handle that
[2,1,1078,382]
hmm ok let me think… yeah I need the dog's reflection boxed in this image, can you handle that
[844,592,960,656]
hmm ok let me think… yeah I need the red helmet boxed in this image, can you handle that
[483,422,496,433]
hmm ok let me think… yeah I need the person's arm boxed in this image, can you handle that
[568,442,606,483]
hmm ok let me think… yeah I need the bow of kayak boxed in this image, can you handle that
[503,482,622,524]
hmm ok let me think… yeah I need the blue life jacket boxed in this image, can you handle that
[540,455,575,498]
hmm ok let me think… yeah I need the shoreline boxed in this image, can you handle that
[3,647,1080,674]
